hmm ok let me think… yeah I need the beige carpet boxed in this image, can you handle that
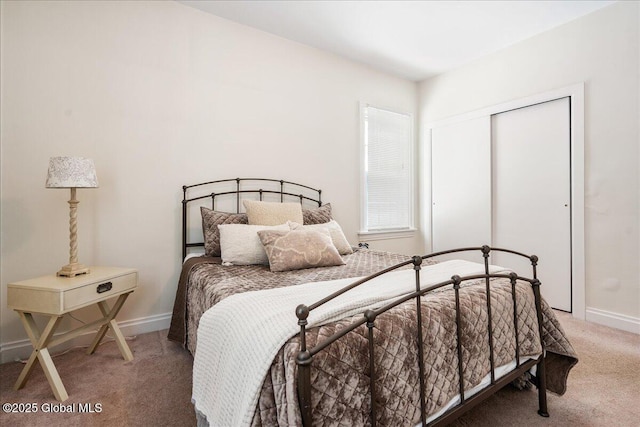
[1,312,638,426]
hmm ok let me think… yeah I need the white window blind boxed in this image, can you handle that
[363,105,413,232]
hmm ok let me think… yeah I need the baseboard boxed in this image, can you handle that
[0,312,172,364]
[586,307,640,335]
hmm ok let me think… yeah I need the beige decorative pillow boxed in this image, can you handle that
[218,223,289,265]
[243,200,304,226]
[257,229,345,272]
[201,207,248,257]
[302,203,332,224]
[288,220,353,255]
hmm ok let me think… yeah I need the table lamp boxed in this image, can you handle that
[46,156,99,277]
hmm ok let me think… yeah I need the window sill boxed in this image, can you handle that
[357,228,417,241]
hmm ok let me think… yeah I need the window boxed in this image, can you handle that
[360,104,414,238]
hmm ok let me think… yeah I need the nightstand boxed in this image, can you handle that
[7,266,138,401]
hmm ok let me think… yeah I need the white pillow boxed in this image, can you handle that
[218,223,289,265]
[243,200,304,226]
[288,220,353,255]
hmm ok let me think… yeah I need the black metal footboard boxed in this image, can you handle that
[295,245,549,426]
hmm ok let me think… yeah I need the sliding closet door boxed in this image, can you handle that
[431,117,491,261]
[491,98,572,311]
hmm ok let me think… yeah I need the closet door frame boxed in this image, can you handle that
[424,83,585,319]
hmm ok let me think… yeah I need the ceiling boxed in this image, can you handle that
[178,0,615,81]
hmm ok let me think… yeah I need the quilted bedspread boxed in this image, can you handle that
[168,249,415,352]
[168,249,578,426]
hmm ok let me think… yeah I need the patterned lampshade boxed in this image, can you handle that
[46,157,99,188]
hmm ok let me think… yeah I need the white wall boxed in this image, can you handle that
[0,0,419,361]
[419,1,640,322]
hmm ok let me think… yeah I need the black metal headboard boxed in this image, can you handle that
[182,178,322,259]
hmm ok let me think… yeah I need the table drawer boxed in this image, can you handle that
[64,271,137,312]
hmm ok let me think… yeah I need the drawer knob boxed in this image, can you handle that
[97,282,113,294]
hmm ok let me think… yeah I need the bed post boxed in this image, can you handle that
[452,275,466,403]
[364,309,378,427]
[412,256,427,425]
[296,304,312,426]
[482,245,496,384]
[509,272,521,368]
[530,254,539,281]
[236,178,241,213]
[531,277,550,418]
[182,186,187,261]
[280,180,284,202]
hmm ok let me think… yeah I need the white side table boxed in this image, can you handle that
[7,266,138,401]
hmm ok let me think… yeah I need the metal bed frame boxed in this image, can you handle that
[181,177,322,260]
[181,178,549,426]
[295,246,549,426]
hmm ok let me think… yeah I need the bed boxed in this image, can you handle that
[168,178,578,427]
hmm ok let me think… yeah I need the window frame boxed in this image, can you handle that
[358,102,416,241]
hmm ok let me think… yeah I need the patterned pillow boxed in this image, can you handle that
[257,229,345,272]
[201,207,248,257]
[302,203,332,225]
[218,223,289,265]
[288,220,353,255]
[243,200,303,226]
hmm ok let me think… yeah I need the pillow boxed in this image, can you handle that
[201,207,248,257]
[288,220,353,255]
[257,229,345,272]
[218,223,289,265]
[302,203,332,225]
[243,200,304,226]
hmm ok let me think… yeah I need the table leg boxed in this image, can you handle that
[14,313,68,401]
[87,292,133,361]
[37,347,68,401]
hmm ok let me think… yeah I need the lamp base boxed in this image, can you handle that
[57,263,90,278]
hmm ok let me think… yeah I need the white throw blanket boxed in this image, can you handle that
[192,260,508,427]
